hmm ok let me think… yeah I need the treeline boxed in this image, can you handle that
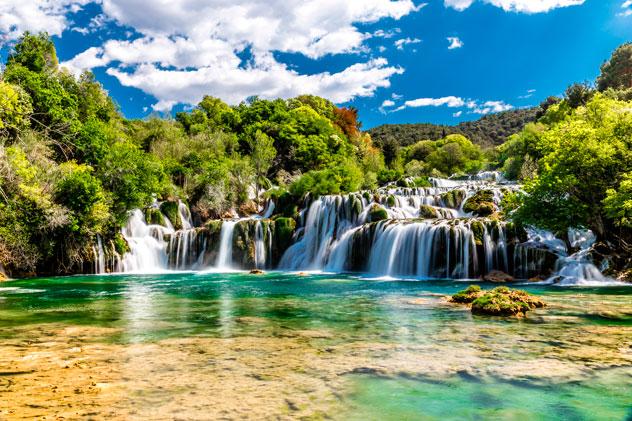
[368,107,539,150]
[0,33,385,276]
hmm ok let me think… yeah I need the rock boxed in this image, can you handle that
[145,207,166,226]
[483,270,514,283]
[528,275,547,282]
[471,286,545,317]
[239,201,259,216]
[419,204,438,219]
[463,190,497,217]
[221,209,239,219]
[249,269,264,275]
[450,285,483,303]
[368,204,388,223]
[0,272,8,282]
[159,200,181,230]
[440,189,466,209]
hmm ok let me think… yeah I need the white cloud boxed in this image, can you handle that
[518,88,536,99]
[618,0,632,16]
[394,95,513,114]
[445,0,585,13]
[447,36,464,49]
[56,0,421,110]
[394,37,422,50]
[381,99,396,107]
[0,0,90,44]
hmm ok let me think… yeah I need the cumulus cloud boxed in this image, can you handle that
[394,37,422,50]
[447,37,464,49]
[0,0,90,44]
[392,95,513,114]
[618,0,632,16]
[445,0,585,13]
[56,0,422,110]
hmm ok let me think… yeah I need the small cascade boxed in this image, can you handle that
[92,235,106,274]
[216,220,238,269]
[546,229,617,286]
[254,220,271,269]
[119,209,172,273]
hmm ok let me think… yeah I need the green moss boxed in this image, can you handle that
[470,220,485,246]
[471,287,545,317]
[276,191,299,218]
[368,204,388,223]
[386,195,396,207]
[351,194,363,217]
[112,232,130,255]
[440,189,466,209]
[450,285,483,303]
[145,208,165,226]
[274,217,296,255]
[419,204,438,219]
[463,190,496,217]
[160,200,181,230]
[362,191,372,202]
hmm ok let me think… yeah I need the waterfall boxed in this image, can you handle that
[254,221,271,269]
[216,220,237,269]
[119,209,172,273]
[93,235,106,274]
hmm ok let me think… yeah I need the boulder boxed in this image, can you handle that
[419,204,438,219]
[483,270,514,283]
[440,189,466,209]
[463,190,496,217]
[249,269,265,275]
[450,285,483,303]
[471,286,545,317]
[368,204,389,223]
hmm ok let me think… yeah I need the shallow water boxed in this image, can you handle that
[1,272,631,419]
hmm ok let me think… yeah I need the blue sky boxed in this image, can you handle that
[1,0,631,128]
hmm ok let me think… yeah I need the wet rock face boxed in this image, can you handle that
[160,200,181,230]
[145,208,166,227]
[440,189,466,209]
[419,205,438,219]
[463,190,496,217]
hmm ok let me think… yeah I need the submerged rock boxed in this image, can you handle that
[249,269,265,275]
[483,270,514,283]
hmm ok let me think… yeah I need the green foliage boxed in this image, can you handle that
[450,285,483,304]
[290,160,364,197]
[597,42,632,91]
[603,172,632,229]
[463,190,496,217]
[0,82,32,136]
[7,32,58,73]
[368,204,389,223]
[470,287,545,317]
[369,108,539,150]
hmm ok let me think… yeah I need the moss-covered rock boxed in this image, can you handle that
[470,220,485,246]
[160,200,181,230]
[112,232,130,255]
[463,190,496,217]
[273,217,296,264]
[368,204,389,223]
[145,208,166,226]
[419,204,438,219]
[440,189,466,209]
[450,285,483,303]
[471,286,545,317]
[386,195,396,207]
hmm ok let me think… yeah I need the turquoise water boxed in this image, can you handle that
[1,272,631,419]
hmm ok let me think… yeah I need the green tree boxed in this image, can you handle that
[7,32,58,73]
[597,42,632,91]
[247,130,276,205]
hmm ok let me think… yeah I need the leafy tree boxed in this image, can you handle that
[565,82,595,108]
[0,82,32,137]
[7,32,58,73]
[597,42,632,91]
[603,172,632,229]
[246,130,276,205]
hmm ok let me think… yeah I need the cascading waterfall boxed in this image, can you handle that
[97,171,617,285]
[216,220,238,270]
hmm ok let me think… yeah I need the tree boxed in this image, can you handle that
[7,32,58,73]
[247,130,276,205]
[565,82,595,108]
[597,42,632,91]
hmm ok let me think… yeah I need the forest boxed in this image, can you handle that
[0,33,631,281]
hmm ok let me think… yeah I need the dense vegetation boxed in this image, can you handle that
[0,33,385,276]
[0,33,631,279]
[368,107,539,150]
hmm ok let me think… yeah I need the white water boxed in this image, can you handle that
[216,220,237,270]
[119,209,172,273]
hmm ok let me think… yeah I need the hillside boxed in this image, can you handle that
[367,107,539,149]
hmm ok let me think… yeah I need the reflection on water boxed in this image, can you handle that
[0,273,630,419]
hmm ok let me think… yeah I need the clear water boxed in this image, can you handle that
[1,272,631,419]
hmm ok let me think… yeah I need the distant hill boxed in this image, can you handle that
[367,107,539,149]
